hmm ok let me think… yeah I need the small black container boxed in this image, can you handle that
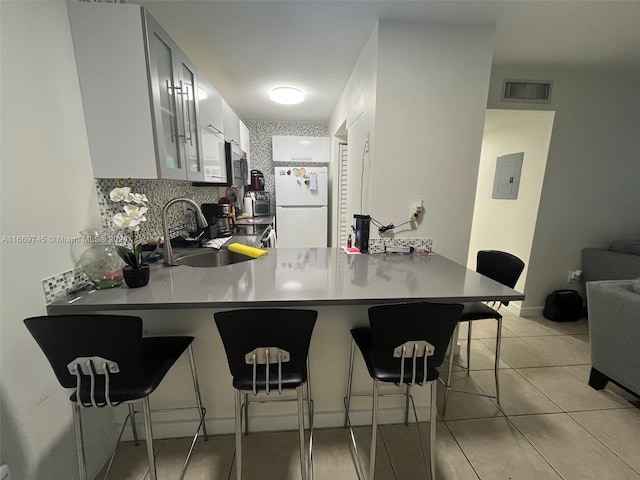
[123,264,150,288]
[543,289,583,322]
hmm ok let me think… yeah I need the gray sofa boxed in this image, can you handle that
[581,240,640,282]
[586,280,640,398]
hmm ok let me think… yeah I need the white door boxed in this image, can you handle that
[276,206,327,247]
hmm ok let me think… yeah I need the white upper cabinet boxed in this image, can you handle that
[68,2,204,181]
[198,75,230,184]
[222,99,241,147]
[197,75,224,136]
[272,136,330,163]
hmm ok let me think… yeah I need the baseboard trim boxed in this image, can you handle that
[122,405,435,441]
[506,304,543,318]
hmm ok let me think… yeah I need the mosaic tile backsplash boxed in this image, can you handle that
[95,178,228,244]
[368,238,433,254]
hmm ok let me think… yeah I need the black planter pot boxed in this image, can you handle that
[123,264,150,288]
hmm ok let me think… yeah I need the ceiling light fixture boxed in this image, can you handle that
[269,86,305,105]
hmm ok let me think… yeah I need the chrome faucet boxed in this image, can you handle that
[162,198,209,266]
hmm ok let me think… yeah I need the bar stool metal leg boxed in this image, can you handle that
[442,322,460,416]
[72,402,88,480]
[243,393,249,435]
[142,397,157,480]
[369,380,380,480]
[187,344,209,440]
[297,386,307,480]
[430,382,437,480]
[466,322,473,374]
[344,339,356,427]
[404,384,411,425]
[128,404,139,446]
[495,317,502,405]
[306,358,315,480]
[234,389,242,480]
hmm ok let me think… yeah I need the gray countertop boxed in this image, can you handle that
[47,248,524,314]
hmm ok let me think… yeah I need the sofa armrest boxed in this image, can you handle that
[586,280,640,394]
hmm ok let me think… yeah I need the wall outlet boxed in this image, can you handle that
[567,269,583,284]
[410,200,424,221]
[0,464,10,480]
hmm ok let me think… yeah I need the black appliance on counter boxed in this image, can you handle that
[201,203,233,236]
[354,214,370,253]
[248,170,265,191]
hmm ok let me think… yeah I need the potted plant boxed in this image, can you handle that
[110,181,151,288]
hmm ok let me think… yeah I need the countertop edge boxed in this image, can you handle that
[46,295,525,314]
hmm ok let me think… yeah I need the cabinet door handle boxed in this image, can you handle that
[207,123,222,135]
[178,80,194,146]
[166,79,176,144]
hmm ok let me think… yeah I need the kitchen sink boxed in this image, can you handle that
[174,249,253,268]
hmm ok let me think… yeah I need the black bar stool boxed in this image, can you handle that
[442,250,524,414]
[344,302,463,480]
[215,308,317,480]
[24,314,208,480]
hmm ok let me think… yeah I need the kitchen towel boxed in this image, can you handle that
[267,229,278,247]
[228,243,269,259]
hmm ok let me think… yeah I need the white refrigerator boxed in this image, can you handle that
[274,166,328,247]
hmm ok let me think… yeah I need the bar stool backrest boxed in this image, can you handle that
[24,314,143,404]
[476,250,525,306]
[215,309,317,387]
[368,302,463,370]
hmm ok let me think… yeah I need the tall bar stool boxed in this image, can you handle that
[344,302,463,480]
[442,250,524,414]
[214,308,317,480]
[24,314,208,480]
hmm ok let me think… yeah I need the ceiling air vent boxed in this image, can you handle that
[502,79,552,103]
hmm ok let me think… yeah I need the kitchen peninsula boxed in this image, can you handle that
[47,248,523,436]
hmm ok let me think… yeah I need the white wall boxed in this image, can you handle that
[487,66,640,314]
[371,21,494,264]
[468,110,555,308]
[329,21,494,263]
[329,24,378,247]
[1,2,116,478]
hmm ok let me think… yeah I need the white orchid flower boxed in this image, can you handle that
[125,192,149,204]
[110,187,131,202]
[123,205,148,221]
[113,212,141,232]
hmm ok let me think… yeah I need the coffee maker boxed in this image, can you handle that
[214,203,233,236]
[249,170,265,191]
[201,203,233,237]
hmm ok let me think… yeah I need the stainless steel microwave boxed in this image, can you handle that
[227,142,248,188]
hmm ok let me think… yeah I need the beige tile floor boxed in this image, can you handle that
[100,313,640,480]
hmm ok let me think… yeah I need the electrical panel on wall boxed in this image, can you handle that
[492,152,524,200]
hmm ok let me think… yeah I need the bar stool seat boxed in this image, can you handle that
[215,308,317,480]
[24,314,208,480]
[350,328,441,384]
[345,302,463,480]
[442,250,524,414]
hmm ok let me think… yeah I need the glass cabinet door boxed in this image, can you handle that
[178,59,204,181]
[145,14,184,180]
